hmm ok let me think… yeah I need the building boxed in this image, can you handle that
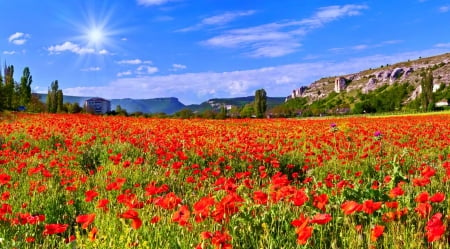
[334,77,346,93]
[84,97,111,114]
[285,86,307,101]
[435,99,449,108]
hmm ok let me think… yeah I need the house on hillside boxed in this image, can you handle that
[435,99,450,108]
[84,97,111,114]
[334,77,346,93]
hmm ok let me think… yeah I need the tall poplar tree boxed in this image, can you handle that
[420,70,435,111]
[254,89,267,118]
[0,68,3,110]
[4,64,14,109]
[19,67,32,106]
[47,80,63,113]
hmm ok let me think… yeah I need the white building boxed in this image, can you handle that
[84,97,111,114]
[334,77,346,93]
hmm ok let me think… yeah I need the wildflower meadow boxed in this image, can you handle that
[0,113,450,248]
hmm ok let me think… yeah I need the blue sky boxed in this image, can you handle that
[1,0,450,104]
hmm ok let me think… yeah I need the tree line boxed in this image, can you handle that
[0,63,64,113]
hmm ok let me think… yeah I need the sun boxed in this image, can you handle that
[88,27,104,45]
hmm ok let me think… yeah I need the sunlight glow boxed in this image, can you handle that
[88,28,104,45]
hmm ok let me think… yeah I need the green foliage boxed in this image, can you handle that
[19,67,32,106]
[47,80,63,113]
[420,70,435,111]
[269,97,308,117]
[254,89,267,118]
[174,108,194,119]
[352,83,412,114]
[240,103,254,117]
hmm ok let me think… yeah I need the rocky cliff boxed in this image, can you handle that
[287,53,450,102]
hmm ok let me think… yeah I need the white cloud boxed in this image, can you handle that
[137,65,159,74]
[439,5,449,13]
[63,48,448,105]
[137,0,174,6]
[178,10,256,32]
[8,32,30,45]
[435,43,450,48]
[117,71,132,77]
[203,4,368,57]
[329,40,403,53]
[3,51,16,55]
[171,64,187,71]
[121,37,128,41]
[81,67,101,72]
[99,49,110,55]
[48,41,96,55]
[117,59,144,65]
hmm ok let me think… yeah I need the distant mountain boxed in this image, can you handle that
[187,96,286,112]
[36,94,184,114]
[36,94,285,114]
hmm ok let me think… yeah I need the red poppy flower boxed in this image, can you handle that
[310,213,332,225]
[43,223,68,236]
[341,200,362,215]
[362,200,382,214]
[120,209,142,229]
[85,190,98,202]
[172,205,191,227]
[76,213,96,229]
[292,214,313,245]
[0,173,11,186]
[426,213,446,242]
[429,193,445,203]
[415,192,429,203]
[371,225,385,242]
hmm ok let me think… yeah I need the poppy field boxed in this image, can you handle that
[1,113,450,248]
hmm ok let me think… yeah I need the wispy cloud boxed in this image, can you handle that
[3,51,16,55]
[439,5,449,13]
[136,65,159,74]
[330,40,403,53]
[63,47,447,105]
[81,67,101,72]
[8,32,30,45]
[137,0,175,6]
[117,71,132,77]
[178,10,256,32]
[435,42,450,48]
[170,64,187,71]
[48,41,99,55]
[202,4,368,57]
[116,59,152,65]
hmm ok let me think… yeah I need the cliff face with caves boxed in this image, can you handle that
[287,53,450,102]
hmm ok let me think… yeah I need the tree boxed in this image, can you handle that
[4,64,15,109]
[0,68,3,110]
[47,80,63,113]
[175,108,194,119]
[216,105,227,119]
[19,67,32,107]
[254,89,267,118]
[420,70,435,111]
[115,105,128,116]
[240,103,254,118]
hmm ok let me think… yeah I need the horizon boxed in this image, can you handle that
[1,0,450,105]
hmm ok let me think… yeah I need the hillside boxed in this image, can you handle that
[289,53,450,102]
[187,96,285,112]
[281,52,450,116]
